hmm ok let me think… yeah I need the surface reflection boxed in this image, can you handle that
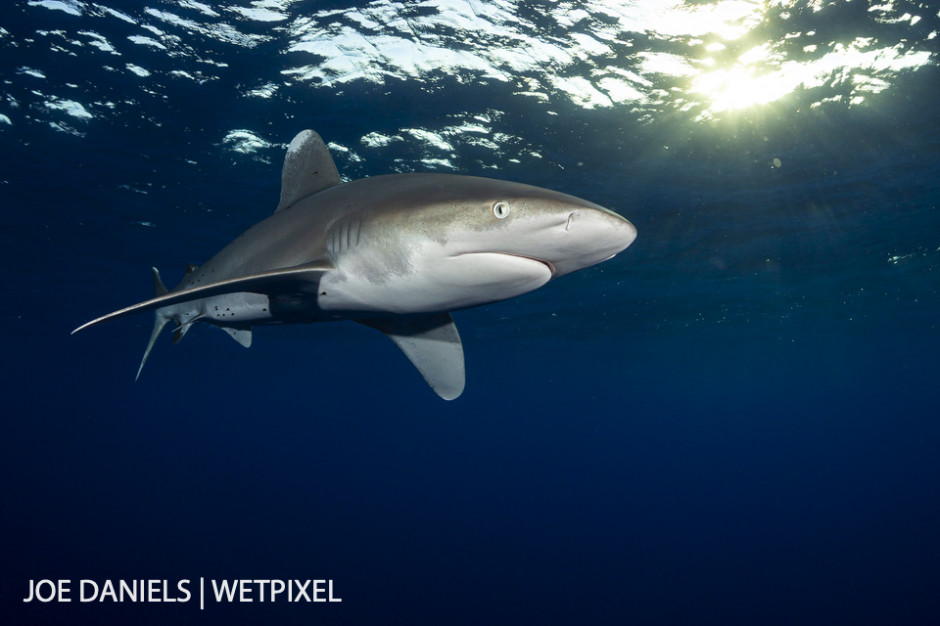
[668,0,935,119]
[280,0,936,120]
[3,0,937,153]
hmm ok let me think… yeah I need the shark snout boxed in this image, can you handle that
[549,206,637,277]
[573,207,636,247]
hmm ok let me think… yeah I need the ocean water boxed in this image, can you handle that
[2,0,938,624]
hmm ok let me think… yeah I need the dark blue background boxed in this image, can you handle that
[2,1,939,624]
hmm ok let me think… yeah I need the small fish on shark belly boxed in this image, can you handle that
[72,129,637,400]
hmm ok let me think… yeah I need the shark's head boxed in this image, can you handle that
[326,173,636,314]
[432,175,637,279]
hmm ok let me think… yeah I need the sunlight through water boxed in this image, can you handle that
[673,0,935,119]
[3,0,937,161]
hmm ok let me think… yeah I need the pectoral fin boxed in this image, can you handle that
[72,260,334,334]
[357,313,465,400]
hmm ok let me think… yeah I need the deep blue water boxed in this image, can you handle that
[2,1,939,624]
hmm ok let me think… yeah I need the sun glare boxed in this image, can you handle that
[621,0,936,120]
[274,0,936,120]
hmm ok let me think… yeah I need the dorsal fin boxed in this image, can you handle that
[275,129,341,213]
[151,266,168,296]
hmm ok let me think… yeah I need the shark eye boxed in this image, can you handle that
[492,202,510,219]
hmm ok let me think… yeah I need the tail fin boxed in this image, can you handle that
[136,268,170,381]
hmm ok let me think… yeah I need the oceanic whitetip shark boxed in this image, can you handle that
[73,130,637,399]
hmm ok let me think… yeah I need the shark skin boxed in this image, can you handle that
[73,130,637,400]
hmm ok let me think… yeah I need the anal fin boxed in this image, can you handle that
[220,326,253,348]
[357,313,465,400]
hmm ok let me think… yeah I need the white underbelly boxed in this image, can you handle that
[317,252,552,314]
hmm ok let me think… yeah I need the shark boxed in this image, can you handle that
[73,130,637,400]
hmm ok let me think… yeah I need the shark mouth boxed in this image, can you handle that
[507,253,556,277]
[467,251,556,277]
[449,251,557,279]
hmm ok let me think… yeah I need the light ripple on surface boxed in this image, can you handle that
[3,0,936,160]
[28,0,84,16]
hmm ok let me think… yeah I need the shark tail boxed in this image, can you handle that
[136,267,170,381]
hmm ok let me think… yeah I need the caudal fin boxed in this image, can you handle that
[136,267,170,381]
